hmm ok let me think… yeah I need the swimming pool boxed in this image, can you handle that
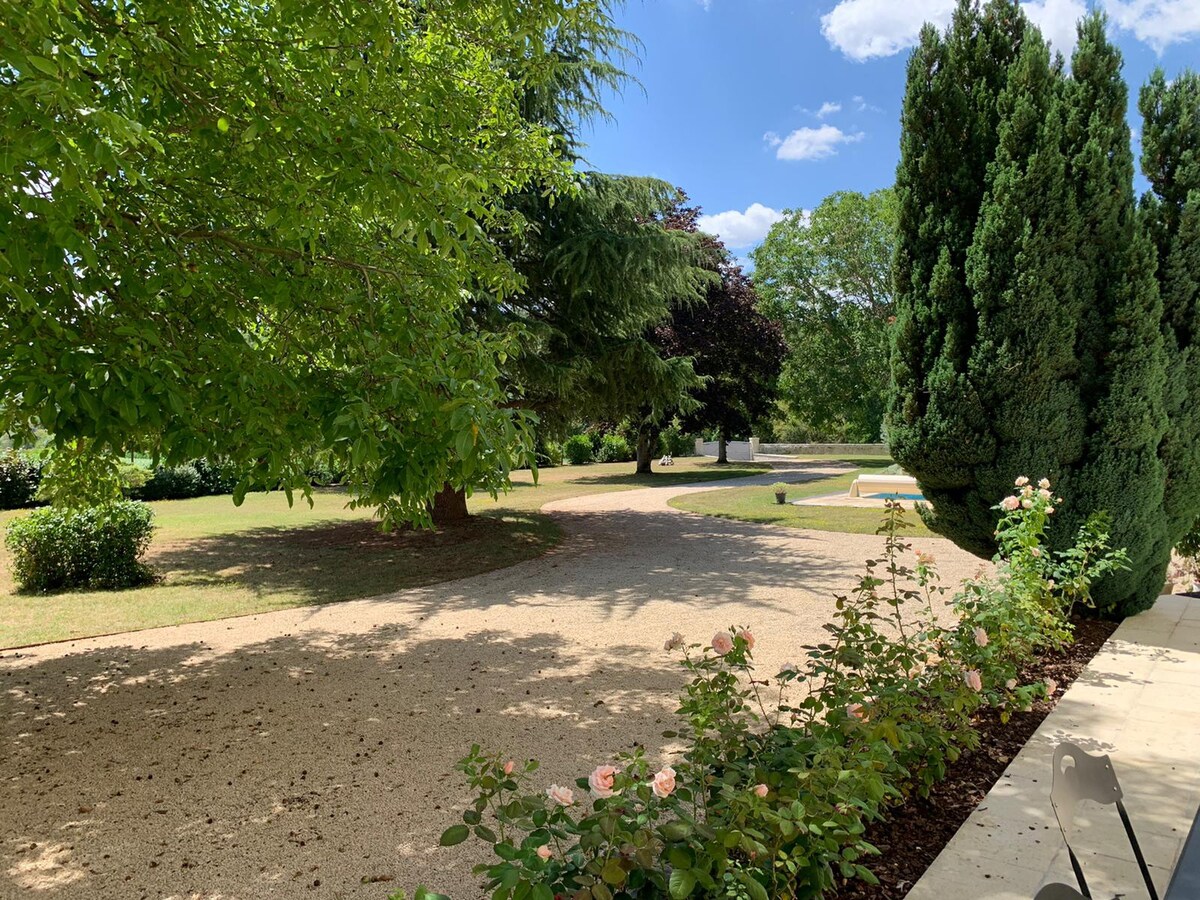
[867,492,926,501]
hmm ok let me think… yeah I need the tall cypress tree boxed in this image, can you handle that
[952,26,1086,556]
[1140,71,1200,562]
[890,0,1040,553]
[891,5,1174,615]
[1059,15,1167,613]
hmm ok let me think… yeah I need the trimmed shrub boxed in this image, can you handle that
[595,433,633,463]
[135,464,204,501]
[563,434,594,466]
[5,501,156,592]
[0,453,41,509]
[192,458,239,494]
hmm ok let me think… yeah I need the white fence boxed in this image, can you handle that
[693,439,756,461]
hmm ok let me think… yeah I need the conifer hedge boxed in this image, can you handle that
[890,2,1196,617]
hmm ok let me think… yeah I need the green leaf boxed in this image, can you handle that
[600,859,626,886]
[438,824,469,846]
[668,869,696,899]
[216,116,230,132]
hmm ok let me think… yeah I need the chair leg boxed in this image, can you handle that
[1067,845,1092,899]
[1117,801,1159,900]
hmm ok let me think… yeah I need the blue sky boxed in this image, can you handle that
[581,0,1200,255]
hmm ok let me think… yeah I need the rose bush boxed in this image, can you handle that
[397,479,1127,900]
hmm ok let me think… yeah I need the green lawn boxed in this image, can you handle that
[669,460,933,537]
[0,456,767,648]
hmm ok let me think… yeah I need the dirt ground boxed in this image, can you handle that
[0,462,985,899]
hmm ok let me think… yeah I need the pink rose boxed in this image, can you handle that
[779,662,798,674]
[737,629,755,650]
[663,632,685,651]
[1045,678,1058,696]
[754,783,769,798]
[588,764,618,798]
[503,760,515,776]
[1038,478,1051,490]
[546,784,574,806]
[964,669,983,692]
[1038,488,1052,500]
[1021,498,1033,509]
[651,766,676,799]
[973,626,989,648]
[915,549,935,565]
[1045,506,1055,515]
[711,632,734,655]
[1015,476,1029,487]
[1001,496,1020,511]
[1021,485,1034,498]
[1031,547,1042,558]
[846,702,866,721]
[536,845,552,860]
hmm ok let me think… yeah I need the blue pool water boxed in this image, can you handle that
[868,492,926,501]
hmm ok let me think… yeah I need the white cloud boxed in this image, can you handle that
[697,203,785,249]
[820,0,1086,61]
[820,0,955,61]
[1024,0,1087,55]
[816,100,842,118]
[1105,0,1200,51]
[766,125,865,161]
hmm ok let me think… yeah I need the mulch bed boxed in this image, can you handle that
[836,614,1120,899]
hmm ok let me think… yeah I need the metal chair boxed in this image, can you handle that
[1049,742,1159,899]
[1035,884,1087,900]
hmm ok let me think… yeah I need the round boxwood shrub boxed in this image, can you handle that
[0,453,41,510]
[135,464,204,501]
[596,433,634,463]
[563,434,594,466]
[5,501,156,592]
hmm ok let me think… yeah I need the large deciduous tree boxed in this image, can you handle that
[0,0,619,526]
[889,3,1177,616]
[655,255,787,467]
[752,189,895,442]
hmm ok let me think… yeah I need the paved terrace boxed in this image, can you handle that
[908,594,1200,900]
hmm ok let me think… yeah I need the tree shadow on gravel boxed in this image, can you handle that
[147,512,560,605]
[0,626,689,899]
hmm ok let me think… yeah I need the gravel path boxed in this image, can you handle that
[0,462,984,899]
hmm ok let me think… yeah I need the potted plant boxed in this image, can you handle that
[773,482,789,505]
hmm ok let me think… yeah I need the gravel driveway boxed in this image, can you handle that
[0,462,983,899]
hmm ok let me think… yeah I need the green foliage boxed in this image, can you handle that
[595,433,634,464]
[0,452,41,510]
[134,465,204,502]
[415,482,1125,898]
[753,189,896,442]
[1141,69,1200,568]
[0,0,623,527]
[499,176,713,433]
[890,6,1173,616]
[6,501,155,592]
[658,426,694,458]
[563,434,595,466]
[192,458,241,495]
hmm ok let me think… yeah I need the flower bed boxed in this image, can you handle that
[399,478,1128,900]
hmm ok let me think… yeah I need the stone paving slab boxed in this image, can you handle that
[905,595,1200,900]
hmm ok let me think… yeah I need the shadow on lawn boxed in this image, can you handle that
[148,511,560,604]
[0,627,688,898]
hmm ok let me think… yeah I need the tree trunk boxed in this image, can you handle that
[429,482,469,525]
[717,428,728,464]
[636,429,654,475]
